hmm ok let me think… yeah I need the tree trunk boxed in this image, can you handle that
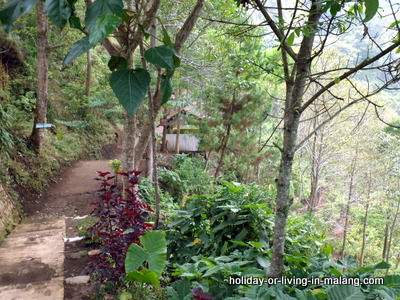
[382,221,389,261]
[146,19,157,180]
[395,253,400,271]
[161,120,167,152]
[146,137,154,178]
[268,1,322,277]
[341,148,358,259]
[174,107,181,154]
[309,114,326,213]
[215,87,237,177]
[86,50,92,97]
[121,115,137,171]
[359,170,372,266]
[359,203,369,266]
[386,198,400,264]
[270,112,298,277]
[31,0,49,151]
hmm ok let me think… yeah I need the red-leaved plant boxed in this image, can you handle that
[192,287,213,300]
[85,170,153,283]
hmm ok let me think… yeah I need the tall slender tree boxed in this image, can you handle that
[30,0,49,151]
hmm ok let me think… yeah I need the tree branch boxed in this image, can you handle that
[296,75,400,151]
[174,0,205,54]
[295,99,361,152]
[299,40,400,113]
[251,0,298,61]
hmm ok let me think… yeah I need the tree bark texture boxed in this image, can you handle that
[121,114,137,198]
[214,88,236,178]
[341,148,358,259]
[382,221,389,261]
[174,107,181,154]
[86,50,92,97]
[359,203,369,266]
[308,115,326,213]
[268,1,323,278]
[386,198,400,263]
[31,0,49,151]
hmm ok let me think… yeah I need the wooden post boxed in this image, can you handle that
[175,107,181,154]
[160,118,168,152]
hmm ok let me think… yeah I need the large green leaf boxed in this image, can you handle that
[144,45,175,70]
[108,56,127,71]
[245,285,271,300]
[373,261,391,269]
[89,14,121,44]
[160,75,173,105]
[383,274,400,286]
[125,231,167,279]
[109,68,151,116]
[295,290,318,300]
[363,0,379,22]
[326,285,365,300]
[0,0,37,32]
[63,36,95,66]
[330,2,342,17]
[69,15,82,30]
[84,0,123,31]
[125,243,148,272]
[44,0,71,29]
[125,269,160,286]
[160,23,173,47]
[140,230,167,275]
[171,279,192,299]
[173,54,181,68]
[374,288,397,300]
[286,32,295,47]
[165,279,193,300]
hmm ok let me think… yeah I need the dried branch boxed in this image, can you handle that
[259,118,283,153]
[251,0,298,61]
[299,39,400,113]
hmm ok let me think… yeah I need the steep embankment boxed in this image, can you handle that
[0,183,21,241]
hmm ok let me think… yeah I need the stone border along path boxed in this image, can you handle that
[0,160,113,300]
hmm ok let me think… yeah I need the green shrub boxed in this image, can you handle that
[76,216,100,244]
[158,154,214,202]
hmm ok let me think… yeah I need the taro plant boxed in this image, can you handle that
[117,230,168,299]
[85,170,153,283]
[123,230,167,295]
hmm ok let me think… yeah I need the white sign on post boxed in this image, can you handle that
[35,124,53,129]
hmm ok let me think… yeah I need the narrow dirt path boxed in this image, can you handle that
[24,160,112,218]
[0,159,114,300]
